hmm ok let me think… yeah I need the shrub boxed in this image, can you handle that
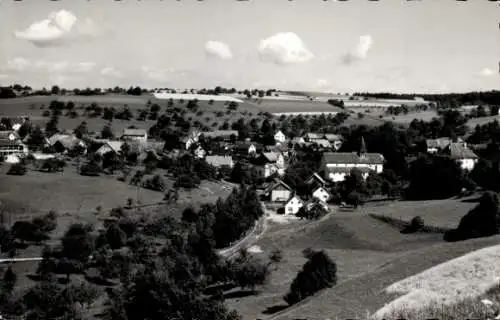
[142,174,167,192]
[401,215,425,234]
[284,250,337,305]
[7,163,27,176]
[174,174,201,189]
[80,161,101,176]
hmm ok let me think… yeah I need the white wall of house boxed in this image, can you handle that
[427,147,439,153]
[312,187,330,203]
[325,163,383,173]
[458,158,478,171]
[271,189,291,202]
[274,131,286,144]
[276,154,285,168]
[327,171,369,182]
[284,196,304,215]
[97,144,114,156]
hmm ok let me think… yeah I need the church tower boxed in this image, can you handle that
[358,136,367,159]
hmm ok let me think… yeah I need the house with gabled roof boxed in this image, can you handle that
[444,142,479,171]
[312,186,331,203]
[284,195,304,215]
[200,130,238,141]
[324,134,343,151]
[96,141,124,156]
[314,139,332,149]
[255,151,286,178]
[303,132,324,142]
[321,137,384,182]
[0,130,28,157]
[274,130,287,144]
[233,141,261,158]
[265,179,293,202]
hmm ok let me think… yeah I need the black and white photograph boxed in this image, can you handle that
[0,0,499,319]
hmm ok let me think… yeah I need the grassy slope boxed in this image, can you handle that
[227,199,492,320]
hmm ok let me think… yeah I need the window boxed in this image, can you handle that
[288,207,293,213]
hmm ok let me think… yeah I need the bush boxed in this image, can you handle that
[142,175,167,192]
[401,215,425,234]
[284,250,337,305]
[80,161,101,176]
[174,174,201,189]
[7,163,27,176]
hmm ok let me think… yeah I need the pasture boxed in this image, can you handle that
[226,198,494,320]
[467,114,500,127]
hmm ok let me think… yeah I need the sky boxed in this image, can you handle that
[0,0,498,93]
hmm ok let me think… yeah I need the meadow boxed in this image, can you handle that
[226,198,498,320]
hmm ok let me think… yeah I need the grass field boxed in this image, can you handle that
[467,114,500,127]
[226,198,496,320]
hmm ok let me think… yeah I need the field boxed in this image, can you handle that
[0,94,265,134]
[254,99,344,114]
[467,114,500,127]
[226,198,500,320]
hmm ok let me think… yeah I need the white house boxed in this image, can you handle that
[268,180,293,202]
[284,195,304,215]
[274,130,287,144]
[258,152,286,178]
[121,129,148,142]
[0,130,28,157]
[182,129,201,150]
[446,142,479,171]
[321,137,384,182]
[324,134,343,151]
[312,187,331,203]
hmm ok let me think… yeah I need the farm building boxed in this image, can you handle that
[254,152,286,178]
[121,128,148,142]
[233,141,261,158]
[47,134,87,154]
[321,137,384,182]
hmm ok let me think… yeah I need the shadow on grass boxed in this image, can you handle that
[222,289,259,299]
[369,214,450,234]
[262,304,289,315]
[204,282,237,295]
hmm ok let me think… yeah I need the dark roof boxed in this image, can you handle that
[266,180,292,193]
[201,130,239,138]
[447,143,478,159]
[323,152,384,165]
[306,172,327,185]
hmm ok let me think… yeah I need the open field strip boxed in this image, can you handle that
[372,244,500,319]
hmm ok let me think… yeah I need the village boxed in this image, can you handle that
[0,113,482,220]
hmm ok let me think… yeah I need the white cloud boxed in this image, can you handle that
[205,41,233,60]
[479,68,495,77]
[5,57,30,71]
[74,62,96,73]
[342,35,373,64]
[100,66,122,77]
[2,58,97,75]
[14,9,99,47]
[258,32,314,65]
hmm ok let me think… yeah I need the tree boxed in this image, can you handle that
[73,121,88,139]
[26,126,46,150]
[105,223,127,250]
[101,124,114,139]
[142,174,167,192]
[61,223,94,262]
[51,85,60,95]
[284,250,337,305]
[2,266,17,294]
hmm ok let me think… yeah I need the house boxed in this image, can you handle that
[303,132,324,142]
[205,155,234,168]
[96,141,124,156]
[194,145,206,159]
[200,130,238,141]
[47,134,86,154]
[312,186,331,203]
[304,198,329,212]
[256,152,286,177]
[321,137,384,182]
[274,130,287,144]
[234,141,260,158]
[284,195,304,215]
[324,134,343,151]
[0,130,28,157]
[267,180,293,202]
[314,139,332,149]
[426,138,452,154]
[121,128,148,142]
[291,137,306,146]
[305,172,327,189]
[445,142,479,171]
